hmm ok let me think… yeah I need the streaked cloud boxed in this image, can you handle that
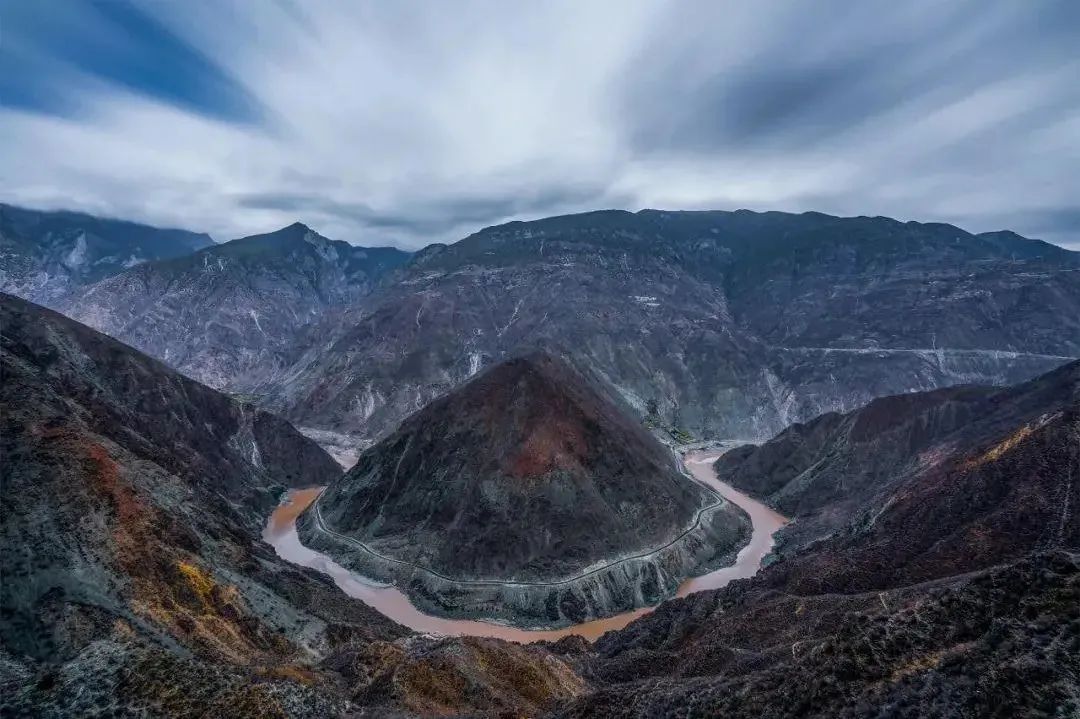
[1,0,1077,248]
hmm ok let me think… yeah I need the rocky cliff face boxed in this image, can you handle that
[0,204,212,308]
[299,351,749,627]
[63,222,411,390]
[264,209,1080,445]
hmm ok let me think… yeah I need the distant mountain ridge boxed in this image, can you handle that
[6,203,1077,448]
[0,203,213,306]
[263,208,1080,444]
[63,222,411,390]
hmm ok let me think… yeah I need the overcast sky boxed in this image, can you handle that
[2,0,1078,249]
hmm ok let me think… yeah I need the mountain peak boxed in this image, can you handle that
[302,351,749,625]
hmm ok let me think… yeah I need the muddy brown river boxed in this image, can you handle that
[263,450,787,642]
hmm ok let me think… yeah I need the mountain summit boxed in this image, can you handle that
[299,351,750,627]
[62,223,411,391]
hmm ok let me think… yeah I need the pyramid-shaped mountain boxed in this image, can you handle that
[299,351,749,627]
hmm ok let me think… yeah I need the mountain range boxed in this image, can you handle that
[263,209,1080,446]
[2,290,1076,717]
[8,205,1075,452]
[2,202,1078,717]
[0,204,212,308]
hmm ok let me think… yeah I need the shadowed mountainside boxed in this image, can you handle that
[0,294,592,717]
[715,360,1080,572]
[554,361,1079,717]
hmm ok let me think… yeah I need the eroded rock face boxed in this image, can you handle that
[62,222,411,391]
[265,209,1080,446]
[300,351,750,627]
[0,203,212,308]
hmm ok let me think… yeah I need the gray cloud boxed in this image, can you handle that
[0,1,1076,250]
[624,1,1079,154]
[235,182,626,240]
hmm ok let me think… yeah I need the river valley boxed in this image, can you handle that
[263,450,788,642]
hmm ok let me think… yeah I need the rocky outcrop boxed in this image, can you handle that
[0,203,212,308]
[63,222,411,390]
[298,351,750,627]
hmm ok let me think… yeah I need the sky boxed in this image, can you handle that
[1,0,1078,250]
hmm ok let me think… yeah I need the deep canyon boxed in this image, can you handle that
[2,204,1078,718]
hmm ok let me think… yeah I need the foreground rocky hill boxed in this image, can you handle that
[560,551,1079,718]
[0,204,212,308]
[264,209,1080,445]
[300,351,749,627]
[0,295,588,717]
[63,222,411,390]
[554,360,1080,717]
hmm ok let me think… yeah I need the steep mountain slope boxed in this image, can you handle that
[0,204,212,307]
[716,361,1080,552]
[0,293,397,715]
[299,351,750,627]
[265,209,1080,445]
[0,295,606,718]
[556,360,1080,718]
[64,222,411,390]
[560,552,1080,718]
